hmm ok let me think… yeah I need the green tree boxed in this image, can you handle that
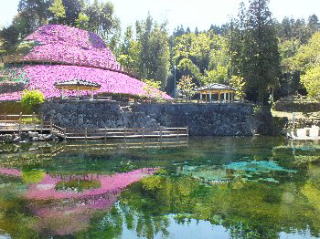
[143,79,162,101]
[291,32,320,72]
[118,26,140,73]
[229,0,281,104]
[300,66,320,99]
[0,26,20,52]
[177,75,196,100]
[135,15,170,89]
[49,0,66,23]
[84,0,120,43]
[230,75,246,100]
[75,12,89,29]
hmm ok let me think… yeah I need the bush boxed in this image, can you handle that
[21,90,45,110]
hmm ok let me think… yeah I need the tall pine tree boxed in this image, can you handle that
[229,0,280,104]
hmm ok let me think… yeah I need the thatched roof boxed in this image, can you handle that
[54,79,101,91]
[196,83,235,92]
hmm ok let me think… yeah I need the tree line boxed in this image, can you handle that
[0,0,320,104]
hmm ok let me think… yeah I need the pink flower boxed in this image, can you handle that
[0,24,172,101]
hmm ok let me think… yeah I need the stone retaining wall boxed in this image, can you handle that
[132,103,256,136]
[40,102,258,136]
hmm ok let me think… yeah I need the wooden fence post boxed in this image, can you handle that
[104,127,107,142]
[64,128,67,141]
[85,127,88,141]
[32,112,35,124]
[18,122,21,137]
[50,118,53,133]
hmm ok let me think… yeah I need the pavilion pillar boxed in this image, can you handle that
[209,93,212,103]
[224,93,227,102]
[218,93,221,102]
[200,93,203,102]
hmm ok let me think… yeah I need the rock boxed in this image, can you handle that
[19,140,29,144]
[0,134,13,143]
[32,137,40,142]
[28,131,39,138]
[13,136,21,143]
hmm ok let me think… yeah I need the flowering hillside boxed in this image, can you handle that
[23,25,121,70]
[0,65,170,100]
[0,25,171,101]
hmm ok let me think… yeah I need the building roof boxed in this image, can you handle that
[196,83,235,92]
[54,79,101,90]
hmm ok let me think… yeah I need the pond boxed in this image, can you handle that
[0,137,320,239]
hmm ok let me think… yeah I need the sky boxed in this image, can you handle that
[0,0,319,32]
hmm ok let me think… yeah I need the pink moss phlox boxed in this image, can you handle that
[0,168,22,177]
[0,25,172,101]
[0,24,172,101]
[0,65,172,101]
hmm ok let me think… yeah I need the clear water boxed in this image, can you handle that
[0,137,320,239]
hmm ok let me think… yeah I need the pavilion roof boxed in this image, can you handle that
[54,79,101,90]
[196,83,235,92]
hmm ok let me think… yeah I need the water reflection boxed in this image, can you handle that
[0,137,320,238]
[0,167,156,237]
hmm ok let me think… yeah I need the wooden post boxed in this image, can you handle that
[50,118,53,133]
[160,127,163,141]
[18,121,21,137]
[64,128,67,141]
[85,127,88,141]
[142,128,145,140]
[32,112,35,124]
[104,127,107,142]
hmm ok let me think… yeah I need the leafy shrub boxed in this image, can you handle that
[21,90,45,109]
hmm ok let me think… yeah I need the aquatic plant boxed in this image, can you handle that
[225,160,297,174]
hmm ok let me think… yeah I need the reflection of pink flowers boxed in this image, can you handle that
[25,168,157,200]
[0,167,157,200]
[0,168,21,177]
[0,167,158,236]
[0,24,172,101]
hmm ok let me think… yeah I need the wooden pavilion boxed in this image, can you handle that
[54,79,101,100]
[196,83,236,103]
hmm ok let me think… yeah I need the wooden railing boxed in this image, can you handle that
[0,113,40,124]
[52,126,188,140]
[0,113,189,140]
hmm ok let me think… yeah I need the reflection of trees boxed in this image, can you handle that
[100,175,320,239]
[81,201,170,239]
[0,188,40,239]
